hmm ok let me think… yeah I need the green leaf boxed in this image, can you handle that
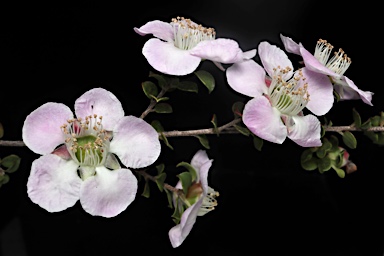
[151,120,164,132]
[301,149,313,162]
[160,133,174,150]
[142,81,158,99]
[141,180,150,198]
[333,166,345,178]
[176,81,198,93]
[177,162,197,182]
[234,124,250,136]
[194,135,210,149]
[252,135,263,151]
[154,103,173,113]
[1,154,21,173]
[155,172,167,192]
[361,119,372,130]
[364,130,378,143]
[194,70,215,93]
[0,122,3,139]
[165,189,174,209]
[211,114,219,136]
[342,131,357,149]
[0,174,10,186]
[156,163,165,175]
[318,157,332,173]
[352,108,361,128]
[371,115,380,126]
[177,171,192,195]
[232,102,244,118]
[154,96,169,103]
[149,72,169,89]
[301,157,318,171]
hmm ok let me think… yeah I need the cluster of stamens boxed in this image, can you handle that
[171,16,216,50]
[198,187,220,216]
[268,66,310,116]
[314,39,351,76]
[61,114,110,166]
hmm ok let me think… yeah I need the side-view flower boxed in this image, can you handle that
[134,16,256,76]
[22,88,161,218]
[226,40,334,147]
[280,34,374,105]
[168,150,219,248]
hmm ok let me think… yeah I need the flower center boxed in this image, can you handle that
[61,114,110,167]
[171,16,216,50]
[268,66,310,116]
[314,39,351,76]
[197,186,219,216]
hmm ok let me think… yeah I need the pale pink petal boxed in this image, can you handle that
[243,96,287,144]
[191,150,213,189]
[301,68,334,116]
[80,166,137,218]
[133,20,174,41]
[243,49,257,59]
[299,45,340,78]
[190,39,252,64]
[74,88,124,131]
[226,59,268,97]
[339,76,373,106]
[22,102,73,155]
[280,34,301,55]
[109,116,161,169]
[168,198,203,248]
[142,38,201,76]
[258,41,293,80]
[288,115,322,147]
[27,154,81,212]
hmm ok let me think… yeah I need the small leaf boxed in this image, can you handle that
[360,119,372,130]
[176,81,198,93]
[177,171,192,195]
[211,114,219,136]
[352,108,361,128]
[301,149,313,162]
[177,162,197,182]
[1,155,21,173]
[342,131,357,149]
[160,133,174,150]
[154,103,173,113]
[301,158,318,171]
[155,172,167,192]
[151,120,164,132]
[165,189,174,209]
[156,163,165,175]
[142,81,158,99]
[252,135,263,151]
[318,157,332,173]
[234,125,250,136]
[232,102,244,118]
[194,70,215,93]
[194,135,210,149]
[0,174,10,186]
[154,97,169,103]
[142,180,150,198]
[149,72,169,89]
[333,166,345,178]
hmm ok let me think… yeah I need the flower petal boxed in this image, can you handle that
[243,96,287,144]
[336,76,374,106]
[22,102,73,155]
[109,115,161,169]
[299,45,340,78]
[27,154,81,212]
[288,115,322,147]
[80,166,137,218]
[191,150,213,190]
[190,38,253,64]
[74,88,125,131]
[301,67,334,116]
[258,41,293,79]
[142,38,201,76]
[133,20,174,42]
[168,198,203,248]
[226,59,267,97]
[280,34,301,55]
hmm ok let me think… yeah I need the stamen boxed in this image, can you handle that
[171,16,216,50]
[198,186,219,216]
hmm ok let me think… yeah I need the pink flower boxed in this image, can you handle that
[168,150,219,248]
[22,88,161,218]
[226,41,332,147]
[280,34,373,105]
[134,16,256,76]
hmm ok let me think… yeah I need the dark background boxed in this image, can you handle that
[0,1,383,255]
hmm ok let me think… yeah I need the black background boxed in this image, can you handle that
[1,1,383,255]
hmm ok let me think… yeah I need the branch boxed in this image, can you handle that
[137,169,182,194]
